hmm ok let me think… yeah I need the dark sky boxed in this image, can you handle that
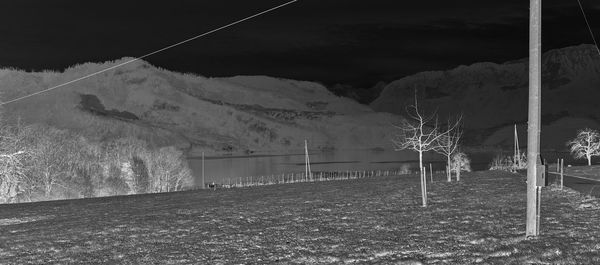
[1,0,599,87]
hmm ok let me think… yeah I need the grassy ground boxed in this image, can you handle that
[1,171,600,264]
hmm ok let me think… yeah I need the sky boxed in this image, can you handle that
[1,0,599,88]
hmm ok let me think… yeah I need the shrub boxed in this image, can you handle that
[75,167,94,198]
[489,154,510,171]
[99,164,128,196]
[450,152,471,182]
[489,153,527,172]
[131,155,150,193]
[451,152,471,172]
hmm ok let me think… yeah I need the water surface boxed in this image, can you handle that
[188,149,495,185]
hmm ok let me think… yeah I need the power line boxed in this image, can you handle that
[0,0,298,106]
[576,0,600,56]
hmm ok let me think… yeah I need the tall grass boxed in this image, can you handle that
[489,152,527,172]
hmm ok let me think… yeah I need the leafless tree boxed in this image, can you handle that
[0,122,32,203]
[434,115,463,182]
[28,127,75,198]
[0,150,28,203]
[567,128,600,166]
[149,146,192,192]
[392,95,460,207]
[102,137,150,194]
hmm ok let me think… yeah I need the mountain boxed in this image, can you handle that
[0,59,399,156]
[329,81,387,104]
[370,44,600,149]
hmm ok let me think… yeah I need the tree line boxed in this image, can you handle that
[0,122,192,203]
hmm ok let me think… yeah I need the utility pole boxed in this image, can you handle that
[305,140,312,181]
[526,0,542,238]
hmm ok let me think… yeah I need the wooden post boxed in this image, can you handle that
[420,169,425,207]
[526,0,542,238]
[201,152,206,189]
[430,163,433,183]
[423,166,427,207]
[457,161,461,182]
[560,158,564,190]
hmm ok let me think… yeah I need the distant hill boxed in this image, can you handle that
[329,81,387,104]
[0,59,400,156]
[371,44,600,149]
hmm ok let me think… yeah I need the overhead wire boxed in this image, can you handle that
[576,0,600,56]
[0,0,298,106]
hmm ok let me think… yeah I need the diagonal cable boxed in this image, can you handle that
[0,0,298,106]
[576,0,600,56]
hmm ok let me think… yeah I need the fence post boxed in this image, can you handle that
[429,163,433,183]
[422,166,427,207]
[560,158,564,190]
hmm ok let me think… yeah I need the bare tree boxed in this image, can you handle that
[567,128,600,166]
[102,137,150,194]
[149,146,192,193]
[0,150,28,203]
[434,115,463,182]
[28,127,74,198]
[392,95,459,207]
[0,122,33,203]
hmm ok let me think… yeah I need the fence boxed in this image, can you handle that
[197,166,448,190]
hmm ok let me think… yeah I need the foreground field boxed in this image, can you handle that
[1,171,600,264]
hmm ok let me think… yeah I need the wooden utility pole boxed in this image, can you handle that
[305,140,312,181]
[526,0,542,238]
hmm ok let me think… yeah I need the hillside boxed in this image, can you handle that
[371,44,600,149]
[0,59,399,156]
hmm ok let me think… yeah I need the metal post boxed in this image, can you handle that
[526,0,542,238]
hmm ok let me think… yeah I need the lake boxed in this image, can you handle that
[188,149,498,186]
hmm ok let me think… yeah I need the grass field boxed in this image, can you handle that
[562,165,600,182]
[1,171,600,264]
